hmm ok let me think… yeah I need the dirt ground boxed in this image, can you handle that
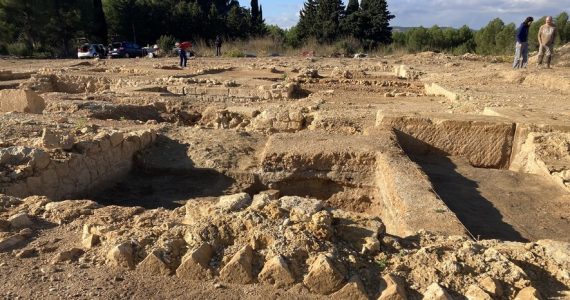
[1,49,570,299]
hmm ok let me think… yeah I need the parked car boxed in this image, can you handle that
[77,43,107,59]
[108,42,146,58]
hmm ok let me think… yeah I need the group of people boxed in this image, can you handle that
[175,35,223,68]
[513,16,557,69]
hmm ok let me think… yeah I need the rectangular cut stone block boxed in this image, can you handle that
[377,112,516,169]
[0,89,46,113]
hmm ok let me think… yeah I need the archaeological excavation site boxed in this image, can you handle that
[0,52,569,299]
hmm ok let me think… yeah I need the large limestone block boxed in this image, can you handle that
[376,113,515,168]
[219,245,254,284]
[0,89,46,113]
[303,254,345,295]
[258,255,296,288]
[176,243,214,279]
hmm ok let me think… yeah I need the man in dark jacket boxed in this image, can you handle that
[215,35,222,57]
[513,17,533,69]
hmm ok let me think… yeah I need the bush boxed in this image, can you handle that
[6,42,32,57]
[223,48,245,57]
[334,37,362,56]
[157,35,177,57]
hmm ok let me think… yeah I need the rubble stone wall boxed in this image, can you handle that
[2,130,157,200]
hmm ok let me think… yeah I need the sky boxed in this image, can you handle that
[238,0,570,29]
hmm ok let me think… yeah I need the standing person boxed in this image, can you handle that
[537,16,557,69]
[176,42,187,68]
[513,17,533,69]
[215,35,222,57]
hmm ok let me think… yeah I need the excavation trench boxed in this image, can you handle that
[380,113,570,242]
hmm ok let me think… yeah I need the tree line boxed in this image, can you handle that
[393,12,570,55]
[1,0,569,58]
[0,0,266,57]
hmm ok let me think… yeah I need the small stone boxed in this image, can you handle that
[0,234,26,252]
[251,194,271,210]
[51,248,84,263]
[213,283,225,289]
[219,245,254,284]
[303,254,345,295]
[82,234,100,249]
[18,228,33,237]
[138,250,171,276]
[8,213,33,229]
[479,276,503,297]
[107,242,135,269]
[331,275,368,300]
[514,287,543,300]
[422,283,453,300]
[258,255,295,288]
[216,193,252,212]
[176,243,214,280]
[15,248,38,259]
[466,284,493,300]
[379,274,407,300]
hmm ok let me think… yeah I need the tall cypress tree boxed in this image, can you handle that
[250,0,265,36]
[92,0,108,43]
[251,0,259,21]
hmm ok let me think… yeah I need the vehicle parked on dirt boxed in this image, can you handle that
[108,42,146,58]
[77,43,107,59]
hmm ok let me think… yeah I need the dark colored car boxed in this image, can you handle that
[108,42,146,58]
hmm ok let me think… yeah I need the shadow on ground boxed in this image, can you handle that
[92,136,236,209]
[410,153,527,242]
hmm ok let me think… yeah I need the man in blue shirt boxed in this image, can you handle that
[513,17,534,69]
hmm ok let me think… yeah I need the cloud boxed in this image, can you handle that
[239,0,570,29]
[390,0,570,28]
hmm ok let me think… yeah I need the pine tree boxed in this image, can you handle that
[359,0,394,46]
[315,0,345,43]
[556,12,568,44]
[297,0,318,40]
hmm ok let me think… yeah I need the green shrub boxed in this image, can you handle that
[223,48,245,57]
[157,35,177,57]
[334,37,362,56]
[6,42,32,57]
